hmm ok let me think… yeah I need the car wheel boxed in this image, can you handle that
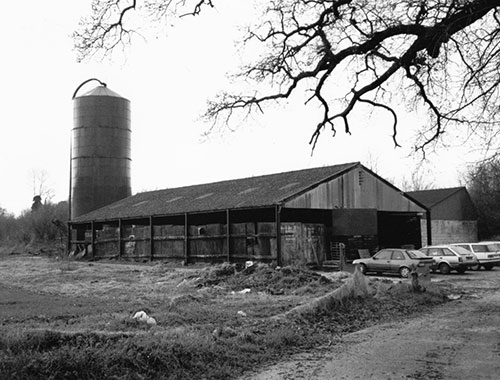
[470,264,480,271]
[439,263,451,275]
[399,267,411,278]
[357,263,367,275]
[484,264,494,271]
[456,267,467,274]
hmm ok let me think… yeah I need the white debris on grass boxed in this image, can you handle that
[132,310,157,325]
[237,310,247,317]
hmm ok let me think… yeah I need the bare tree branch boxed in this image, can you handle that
[75,0,500,154]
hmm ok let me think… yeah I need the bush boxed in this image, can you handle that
[0,201,68,249]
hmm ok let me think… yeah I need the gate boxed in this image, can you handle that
[323,242,345,271]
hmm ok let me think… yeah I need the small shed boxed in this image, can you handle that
[69,162,428,266]
[407,187,478,245]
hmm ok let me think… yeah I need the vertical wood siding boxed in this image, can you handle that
[285,168,425,212]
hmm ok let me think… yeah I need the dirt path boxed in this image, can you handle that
[241,275,500,380]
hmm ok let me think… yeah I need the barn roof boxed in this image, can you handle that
[71,162,360,223]
[406,187,465,208]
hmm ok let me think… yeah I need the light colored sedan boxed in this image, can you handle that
[353,248,434,278]
[451,243,500,270]
[420,245,478,274]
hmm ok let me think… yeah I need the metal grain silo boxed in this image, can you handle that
[71,81,132,219]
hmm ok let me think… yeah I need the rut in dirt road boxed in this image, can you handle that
[241,275,500,380]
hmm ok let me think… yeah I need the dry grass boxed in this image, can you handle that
[0,252,448,380]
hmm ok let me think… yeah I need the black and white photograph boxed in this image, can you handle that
[1,1,500,379]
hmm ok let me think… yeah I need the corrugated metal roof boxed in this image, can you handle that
[72,162,359,223]
[407,187,464,208]
[79,85,125,99]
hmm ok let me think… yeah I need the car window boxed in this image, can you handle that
[450,246,472,256]
[471,244,488,253]
[486,244,499,252]
[442,248,456,256]
[392,251,405,260]
[455,244,471,251]
[427,248,443,256]
[374,250,392,260]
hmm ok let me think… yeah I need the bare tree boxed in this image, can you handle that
[399,163,435,191]
[75,0,500,152]
[30,169,55,205]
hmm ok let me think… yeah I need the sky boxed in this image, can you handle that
[0,1,482,216]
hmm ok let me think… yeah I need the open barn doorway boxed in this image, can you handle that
[377,211,422,249]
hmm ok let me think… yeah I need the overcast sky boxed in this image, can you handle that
[0,1,481,216]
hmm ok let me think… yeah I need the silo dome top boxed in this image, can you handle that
[78,85,126,99]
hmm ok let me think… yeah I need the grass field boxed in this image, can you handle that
[0,250,448,379]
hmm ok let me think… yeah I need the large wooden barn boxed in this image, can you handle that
[407,187,478,245]
[69,162,429,267]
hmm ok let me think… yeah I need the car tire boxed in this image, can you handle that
[484,264,494,271]
[399,267,411,278]
[357,263,367,275]
[439,263,451,275]
[470,264,480,271]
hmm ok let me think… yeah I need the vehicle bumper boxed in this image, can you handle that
[477,259,500,266]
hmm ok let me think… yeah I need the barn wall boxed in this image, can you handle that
[285,167,424,212]
[70,219,329,266]
[431,189,478,220]
[421,219,478,246]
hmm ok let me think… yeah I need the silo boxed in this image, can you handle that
[71,83,132,219]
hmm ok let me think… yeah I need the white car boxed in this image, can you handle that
[420,245,478,274]
[451,243,500,270]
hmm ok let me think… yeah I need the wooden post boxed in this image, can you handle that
[426,210,432,246]
[149,216,154,261]
[118,219,123,258]
[184,213,189,265]
[91,221,96,259]
[226,209,231,263]
[275,205,282,267]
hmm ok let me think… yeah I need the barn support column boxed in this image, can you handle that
[91,221,96,259]
[426,210,432,245]
[149,216,154,260]
[184,213,189,265]
[226,209,231,263]
[275,205,282,267]
[118,219,123,258]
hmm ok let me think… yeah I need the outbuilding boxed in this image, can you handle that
[407,187,478,245]
[69,162,429,267]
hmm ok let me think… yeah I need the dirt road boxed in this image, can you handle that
[241,272,500,380]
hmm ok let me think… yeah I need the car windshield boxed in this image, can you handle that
[407,250,428,259]
[451,246,472,256]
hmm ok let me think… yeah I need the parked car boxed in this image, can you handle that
[419,245,478,274]
[451,243,500,270]
[353,248,434,278]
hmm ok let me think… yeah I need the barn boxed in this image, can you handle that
[68,162,429,267]
[407,187,478,245]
